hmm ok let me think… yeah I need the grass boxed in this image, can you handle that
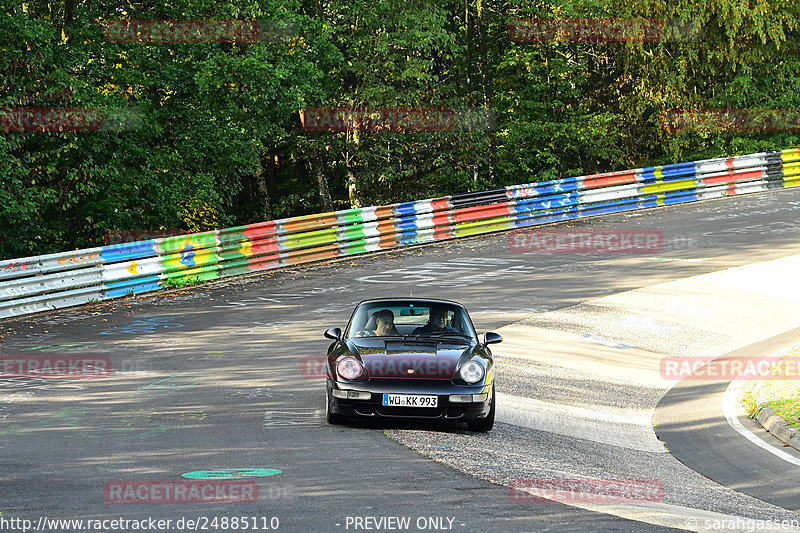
[765,397,800,429]
[742,345,800,430]
[162,276,203,289]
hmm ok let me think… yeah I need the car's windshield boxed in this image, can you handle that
[345,301,476,340]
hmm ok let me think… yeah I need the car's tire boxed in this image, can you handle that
[467,384,495,432]
[325,387,346,425]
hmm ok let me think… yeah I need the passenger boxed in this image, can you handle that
[357,309,401,337]
[411,308,460,335]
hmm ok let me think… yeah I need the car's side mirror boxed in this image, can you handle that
[484,332,503,345]
[324,327,342,341]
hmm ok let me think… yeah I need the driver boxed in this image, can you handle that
[411,308,459,335]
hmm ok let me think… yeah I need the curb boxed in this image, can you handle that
[755,406,800,452]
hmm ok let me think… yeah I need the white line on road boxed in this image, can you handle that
[723,368,800,468]
[496,393,665,453]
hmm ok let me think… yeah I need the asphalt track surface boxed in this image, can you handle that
[3,190,800,532]
[655,325,800,512]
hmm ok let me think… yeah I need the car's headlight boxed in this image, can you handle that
[459,361,484,383]
[337,357,363,380]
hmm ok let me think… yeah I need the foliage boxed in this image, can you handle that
[162,276,203,289]
[743,345,800,431]
[2,0,800,259]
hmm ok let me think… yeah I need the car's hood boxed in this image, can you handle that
[349,338,473,380]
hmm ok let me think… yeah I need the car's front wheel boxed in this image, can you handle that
[325,387,346,425]
[467,384,495,432]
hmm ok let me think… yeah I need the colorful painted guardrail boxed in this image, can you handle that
[1,148,799,319]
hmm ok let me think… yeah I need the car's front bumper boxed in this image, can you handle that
[326,379,492,421]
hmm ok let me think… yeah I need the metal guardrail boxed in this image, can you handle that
[1,148,799,319]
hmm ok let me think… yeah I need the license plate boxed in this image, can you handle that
[382,394,438,408]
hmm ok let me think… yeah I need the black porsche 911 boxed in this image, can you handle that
[323,298,501,431]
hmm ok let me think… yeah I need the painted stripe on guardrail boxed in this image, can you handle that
[2,148,799,319]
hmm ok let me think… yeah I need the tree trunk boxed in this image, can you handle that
[345,165,360,208]
[465,0,473,90]
[476,0,497,186]
[309,143,333,211]
[254,155,273,221]
[61,0,74,42]
[345,106,361,208]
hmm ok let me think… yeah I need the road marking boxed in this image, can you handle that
[182,468,282,480]
[496,393,664,453]
[723,373,800,468]
[506,496,800,532]
[263,407,322,428]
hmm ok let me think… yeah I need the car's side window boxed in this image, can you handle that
[450,311,464,333]
[347,309,368,337]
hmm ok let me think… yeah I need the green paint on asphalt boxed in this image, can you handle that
[182,468,282,480]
